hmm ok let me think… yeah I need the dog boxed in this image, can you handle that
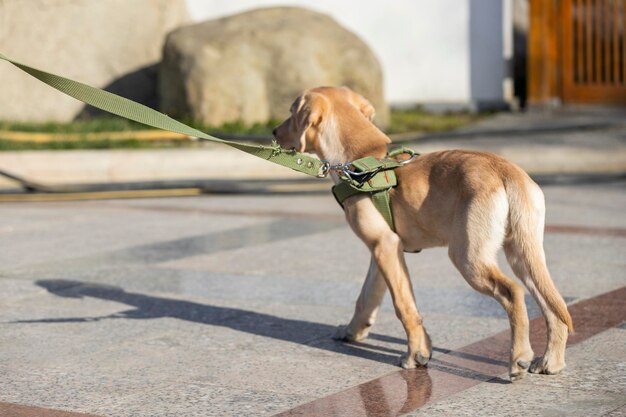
[273,86,573,381]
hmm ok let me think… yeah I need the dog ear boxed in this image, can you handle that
[342,87,376,121]
[295,92,326,130]
[358,99,376,122]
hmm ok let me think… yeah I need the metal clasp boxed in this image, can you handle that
[341,166,382,187]
[316,161,331,178]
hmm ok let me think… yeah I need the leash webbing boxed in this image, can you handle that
[0,53,324,177]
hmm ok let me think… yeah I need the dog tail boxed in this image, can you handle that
[505,174,574,333]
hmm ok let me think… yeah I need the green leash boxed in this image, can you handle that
[0,53,418,228]
[0,53,324,177]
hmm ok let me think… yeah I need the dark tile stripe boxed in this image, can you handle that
[274,286,626,417]
[0,402,103,417]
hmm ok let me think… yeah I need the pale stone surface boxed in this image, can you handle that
[160,6,389,127]
[0,0,188,121]
[0,183,624,416]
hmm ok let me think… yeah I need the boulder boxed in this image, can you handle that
[160,7,389,128]
[0,0,188,122]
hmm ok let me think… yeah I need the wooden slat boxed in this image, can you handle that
[528,0,544,102]
[596,0,603,82]
[572,0,578,82]
[528,0,561,103]
[604,0,612,83]
[564,0,575,92]
[586,0,595,82]
[620,0,626,85]
[578,0,586,82]
[615,0,622,84]
[549,0,560,95]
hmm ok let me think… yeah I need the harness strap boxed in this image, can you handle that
[371,190,394,230]
[0,53,325,177]
[332,173,396,230]
[331,147,418,231]
[331,160,397,230]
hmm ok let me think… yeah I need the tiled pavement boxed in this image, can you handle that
[0,179,624,416]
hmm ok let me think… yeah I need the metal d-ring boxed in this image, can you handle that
[398,153,418,165]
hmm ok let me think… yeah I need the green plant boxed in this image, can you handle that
[0,110,483,151]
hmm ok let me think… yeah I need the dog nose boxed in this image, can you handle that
[272,127,278,137]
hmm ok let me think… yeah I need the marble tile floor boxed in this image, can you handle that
[0,180,624,416]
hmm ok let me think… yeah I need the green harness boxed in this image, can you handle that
[331,147,418,231]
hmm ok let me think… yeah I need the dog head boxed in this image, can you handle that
[272,87,377,155]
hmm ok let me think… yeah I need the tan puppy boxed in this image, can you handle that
[273,86,573,380]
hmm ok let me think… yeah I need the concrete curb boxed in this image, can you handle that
[1,142,624,192]
[0,129,188,143]
[0,147,302,190]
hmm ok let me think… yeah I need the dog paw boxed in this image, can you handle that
[332,325,365,342]
[509,351,534,381]
[529,355,565,375]
[400,351,431,369]
[510,360,531,381]
[332,325,350,341]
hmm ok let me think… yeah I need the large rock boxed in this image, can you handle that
[0,0,188,122]
[160,7,389,128]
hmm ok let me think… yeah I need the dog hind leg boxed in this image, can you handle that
[449,190,534,380]
[505,180,570,375]
[504,238,568,375]
[333,257,387,342]
[456,261,535,380]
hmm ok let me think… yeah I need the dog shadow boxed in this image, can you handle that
[16,279,510,387]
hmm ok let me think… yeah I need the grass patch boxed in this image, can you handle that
[0,138,195,151]
[0,118,145,133]
[0,117,279,150]
[0,118,279,136]
[186,119,279,136]
[387,107,482,134]
[0,109,482,151]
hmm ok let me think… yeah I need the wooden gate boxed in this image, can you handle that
[562,0,626,104]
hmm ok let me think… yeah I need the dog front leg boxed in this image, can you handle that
[333,257,387,342]
[343,196,431,367]
[372,231,432,368]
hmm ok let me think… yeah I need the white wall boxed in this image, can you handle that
[185,0,506,107]
[469,0,505,103]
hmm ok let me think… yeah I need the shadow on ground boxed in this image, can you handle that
[14,279,510,385]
